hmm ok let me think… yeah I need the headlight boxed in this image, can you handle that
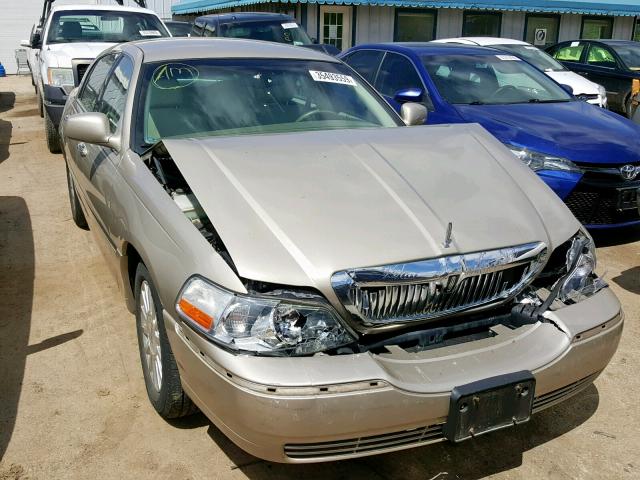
[176,277,355,356]
[47,68,74,87]
[558,231,606,303]
[507,145,582,173]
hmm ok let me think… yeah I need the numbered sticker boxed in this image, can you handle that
[308,70,357,86]
[496,55,520,61]
[281,22,298,29]
[570,41,580,47]
[140,30,162,36]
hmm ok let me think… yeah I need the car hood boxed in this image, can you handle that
[546,70,600,95]
[454,101,640,165]
[163,124,579,293]
[43,43,115,68]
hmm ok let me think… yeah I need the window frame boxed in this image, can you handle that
[342,48,385,85]
[548,41,588,64]
[393,8,437,42]
[585,42,621,70]
[77,52,121,113]
[523,13,560,47]
[461,11,502,37]
[96,53,135,135]
[373,50,434,110]
[580,16,614,40]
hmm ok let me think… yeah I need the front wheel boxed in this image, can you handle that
[66,164,88,230]
[135,263,197,419]
[44,106,61,153]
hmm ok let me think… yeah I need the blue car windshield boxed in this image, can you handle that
[422,54,573,105]
[135,59,401,149]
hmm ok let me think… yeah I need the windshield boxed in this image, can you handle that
[166,22,192,37]
[219,20,312,45]
[135,59,401,149]
[493,44,566,72]
[610,43,640,70]
[422,54,573,105]
[46,10,169,44]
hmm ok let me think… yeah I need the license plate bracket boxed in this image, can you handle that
[444,371,535,443]
[616,186,640,211]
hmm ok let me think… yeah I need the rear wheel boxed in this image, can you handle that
[44,106,61,153]
[66,164,88,230]
[135,264,197,419]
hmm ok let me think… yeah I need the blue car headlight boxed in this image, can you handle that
[506,145,582,174]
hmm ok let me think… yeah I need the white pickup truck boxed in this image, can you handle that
[29,3,170,152]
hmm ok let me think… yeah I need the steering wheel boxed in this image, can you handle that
[488,85,519,101]
[295,109,342,122]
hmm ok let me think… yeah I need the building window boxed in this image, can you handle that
[462,11,501,37]
[394,9,437,42]
[524,14,559,47]
[581,16,613,39]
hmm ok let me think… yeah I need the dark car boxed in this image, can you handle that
[190,12,340,55]
[165,20,192,37]
[546,40,640,116]
[341,42,640,229]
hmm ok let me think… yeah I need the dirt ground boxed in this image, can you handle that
[0,75,638,480]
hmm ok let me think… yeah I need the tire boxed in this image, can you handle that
[624,94,634,119]
[135,263,197,419]
[37,92,43,117]
[44,106,61,153]
[66,164,88,230]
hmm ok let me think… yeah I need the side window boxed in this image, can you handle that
[96,55,134,134]
[343,50,384,84]
[375,52,423,98]
[587,45,617,68]
[78,54,117,111]
[552,43,585,62]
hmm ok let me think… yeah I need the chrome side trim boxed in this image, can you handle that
[331,242,547,326]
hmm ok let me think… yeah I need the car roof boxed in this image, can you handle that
[127,37,337,63]
[434,37,529,46]
[196,12,293,23]
[50,4,157,15]
[598,39,639,46]
[350,42,503,56]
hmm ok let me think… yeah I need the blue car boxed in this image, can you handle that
[340,43,640,229]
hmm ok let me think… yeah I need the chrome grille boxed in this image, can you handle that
[284,424,444,459]
[332,242,547,326]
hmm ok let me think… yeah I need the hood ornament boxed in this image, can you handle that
[620,164,640,181]
[443,222,453,249]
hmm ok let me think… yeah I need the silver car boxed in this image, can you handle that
[60,38,623,463]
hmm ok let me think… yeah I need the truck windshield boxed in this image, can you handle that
[219,20,312,45]
[135,58,401,149]
[46,10,169,44]
[422,53,573,105]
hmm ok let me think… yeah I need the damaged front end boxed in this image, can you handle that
[143,142,607,358]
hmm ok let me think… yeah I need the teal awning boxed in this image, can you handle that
[173,0,640,16]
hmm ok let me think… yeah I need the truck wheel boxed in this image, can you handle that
[44,107,61,153]
[66,164,88,230]
[135,263,198,419]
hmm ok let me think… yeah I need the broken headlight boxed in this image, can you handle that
[506,145,582,173]
[558,231,606,303]
[176,277,355,355]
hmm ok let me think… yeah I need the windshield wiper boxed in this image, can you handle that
[528,98,571,103]
[468,100,485,105]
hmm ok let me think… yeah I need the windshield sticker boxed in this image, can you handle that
[140,30,162,36]
[281,22,298,29]
[308,70,357,86]
[152,63,199,90]
[495,55,521,61]
[525,46,538,50]
[570,41,580,47]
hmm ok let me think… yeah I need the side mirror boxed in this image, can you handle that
[560,84,574,95]
[311,37,318,44]
[31,32,42,49]
[394,88,423,104]
[401,102,427,126]
[20,39,31,48]
[64,113,120,150]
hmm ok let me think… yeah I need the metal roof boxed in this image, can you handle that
[173,0,640,16]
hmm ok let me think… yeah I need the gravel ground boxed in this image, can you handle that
[0,75,638,480]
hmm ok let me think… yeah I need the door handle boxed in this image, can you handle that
[76,143,88,157]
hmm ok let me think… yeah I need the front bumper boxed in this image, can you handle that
[166,288,622,463]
